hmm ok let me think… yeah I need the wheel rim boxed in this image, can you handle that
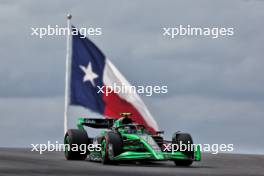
[101,139,106,159]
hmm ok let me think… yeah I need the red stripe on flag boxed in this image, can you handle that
[102,87,156,134]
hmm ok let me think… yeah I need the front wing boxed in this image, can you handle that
[113,147,201,161]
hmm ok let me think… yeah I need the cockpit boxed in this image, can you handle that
[117,124,146,134]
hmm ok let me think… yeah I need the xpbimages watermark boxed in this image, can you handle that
[31,141,101,154]
[163,25,234,39]
[31,25,102,38]
[163,142,234,154]
[30,141,234,155]
[97,83,168,96]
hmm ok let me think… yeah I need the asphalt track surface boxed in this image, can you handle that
[0,148,264,176]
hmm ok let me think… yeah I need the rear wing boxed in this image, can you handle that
[78,118,115,129]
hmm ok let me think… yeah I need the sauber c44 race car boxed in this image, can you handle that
[64,113,201,166]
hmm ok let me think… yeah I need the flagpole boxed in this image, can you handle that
[64,14,72,134]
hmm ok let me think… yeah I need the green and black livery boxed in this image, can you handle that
[64,113,201,166]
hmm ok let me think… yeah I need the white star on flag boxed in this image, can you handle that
[79,63,98,87]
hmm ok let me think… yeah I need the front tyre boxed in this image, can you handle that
[101,138,110,164]
[101,132,123,165]
[172,132,194,166]
[64,129,89,160]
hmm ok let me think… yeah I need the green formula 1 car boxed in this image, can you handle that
[64,113,201,166]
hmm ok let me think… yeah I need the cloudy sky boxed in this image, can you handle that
[0,0,263,154]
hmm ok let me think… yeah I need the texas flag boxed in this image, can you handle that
[70,27,158,134]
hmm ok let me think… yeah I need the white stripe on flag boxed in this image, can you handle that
[103,59,159,131]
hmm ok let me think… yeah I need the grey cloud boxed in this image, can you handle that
[1,0,264,100]
[145,95,264,154]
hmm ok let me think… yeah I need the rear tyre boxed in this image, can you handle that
[64,129,89,160]
[172,132,194,166]
[101,132,123,165]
